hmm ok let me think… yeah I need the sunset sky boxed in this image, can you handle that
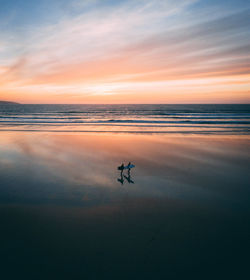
[0,0,250,104]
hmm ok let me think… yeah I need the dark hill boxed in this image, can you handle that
[0,101,19,105]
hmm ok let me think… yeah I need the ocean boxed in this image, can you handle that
[0,104,250,134]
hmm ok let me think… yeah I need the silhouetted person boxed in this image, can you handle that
[117,162,135,185]
[128,162,131,171]
[118,163,124,171]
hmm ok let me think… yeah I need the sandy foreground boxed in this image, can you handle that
[0,132,250,279]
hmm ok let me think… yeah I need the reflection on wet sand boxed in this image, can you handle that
[0,132,250,279]
[0,132,249,204]
[124,170,135,184]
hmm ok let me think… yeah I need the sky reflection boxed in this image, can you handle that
[0,132,249,207]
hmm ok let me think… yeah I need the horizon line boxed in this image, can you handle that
[1,102,250,105]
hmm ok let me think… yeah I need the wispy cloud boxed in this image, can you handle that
[0,0,249,103]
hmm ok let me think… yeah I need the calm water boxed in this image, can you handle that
[0,105,250,279]
[0,104,250,133]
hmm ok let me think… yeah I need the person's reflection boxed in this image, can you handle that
[124,169,134,184]
[117,170,125,185]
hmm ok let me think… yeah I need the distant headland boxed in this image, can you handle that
[0,101,20,105]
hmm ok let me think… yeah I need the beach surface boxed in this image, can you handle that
[0,131,250,279]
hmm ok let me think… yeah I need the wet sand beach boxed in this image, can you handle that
[0,131,250,279]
